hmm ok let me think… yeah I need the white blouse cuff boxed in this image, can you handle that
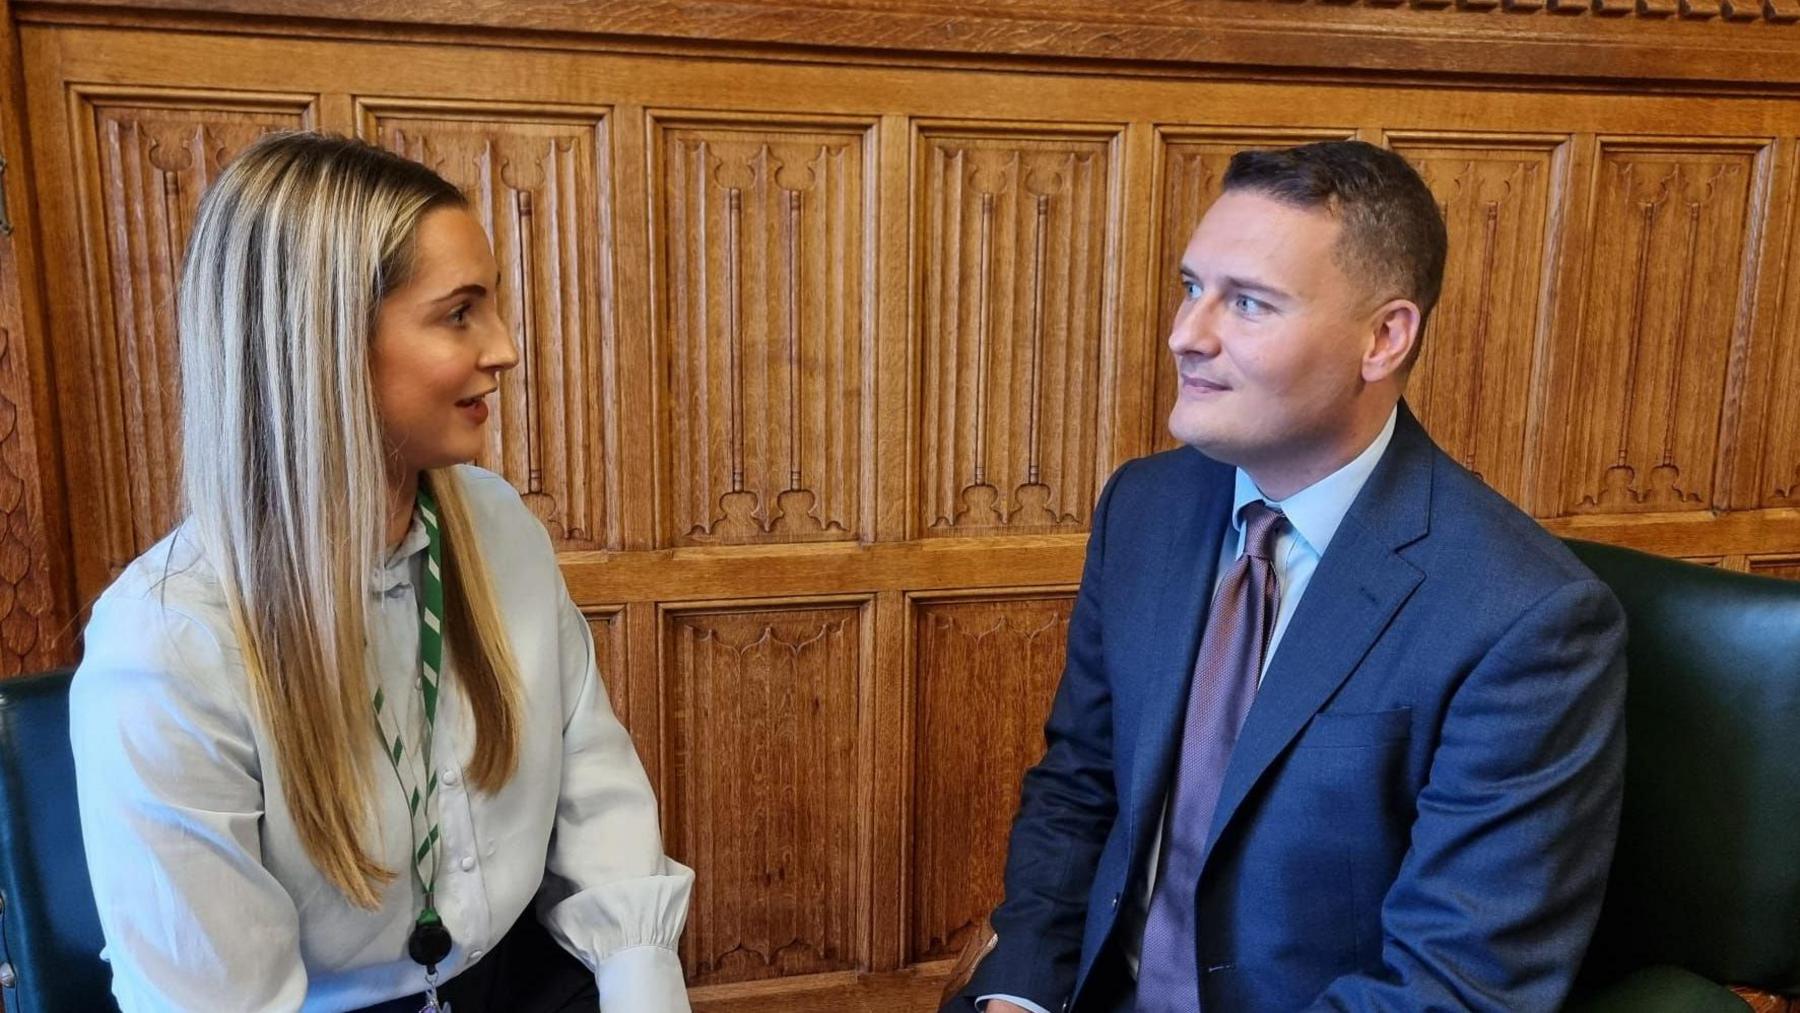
[597,943,689,1012]
[542,861,693,963]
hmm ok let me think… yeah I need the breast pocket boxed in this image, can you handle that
[1294,705,1413,749]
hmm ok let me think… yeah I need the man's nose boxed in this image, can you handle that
[1168,297,1221,356]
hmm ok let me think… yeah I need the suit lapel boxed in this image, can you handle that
[1124,453,1233,849]
[1198,407,1435,867]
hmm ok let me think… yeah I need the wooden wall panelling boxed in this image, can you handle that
[1748,555,1800,581]
[623,600,664,793]
[660,597,871,988]
[1147,126,1356,455]
[1752,139,1800,510]
[583,603,629,728]
[906,589,1074,965]
[1109,121,1158,467]
[610,102,658,552]
[1525,132,1599,520]
[866,588,908,973]
[1386,131,1570,504]
[30,0,1800,87]
[361,100,621,551]
[649,112,876,548]
[875,113,913,546]
[1538,136,1770,518]
[0,0,74,670]
[1712,135,1793,513]
[915,121,1122,539]
[45,85,314,601]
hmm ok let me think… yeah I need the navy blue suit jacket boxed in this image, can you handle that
[959,407,1627,1012]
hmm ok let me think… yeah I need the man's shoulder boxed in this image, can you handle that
[1420,451,1605,600]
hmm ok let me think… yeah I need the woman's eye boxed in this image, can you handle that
[449,304,471,325]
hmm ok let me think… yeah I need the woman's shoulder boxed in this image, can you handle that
[93,524,231,632]
[449,465,557,558]
[450,463,526,511]
[76,526,250,726]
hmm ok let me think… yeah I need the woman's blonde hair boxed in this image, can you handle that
[178,131,523,909]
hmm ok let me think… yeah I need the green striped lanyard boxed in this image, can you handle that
[371,482,454,981]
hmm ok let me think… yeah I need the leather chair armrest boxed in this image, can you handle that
[1567,965,1752,1012]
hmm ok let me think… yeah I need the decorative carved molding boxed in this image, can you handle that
[1150,128,1355,455]
[368,104,617,551]
[654,118,871,546]
[663,603,864,984]
[1562,142,1764,515]
[909,594,1072,962]
[0,320,60,669]
[918,126,1116,536]
[79,97,308,581]
[1393,133,1567,502]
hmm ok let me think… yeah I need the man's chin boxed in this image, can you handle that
[1166,412,1224,455]
[1167,419,1241,464]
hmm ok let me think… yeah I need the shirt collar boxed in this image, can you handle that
[371,511,431,595]
[1230,406,1399,560]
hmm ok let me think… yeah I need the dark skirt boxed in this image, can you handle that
[355,913,598,1013]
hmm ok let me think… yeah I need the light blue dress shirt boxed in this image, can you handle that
[981,407,1398,1013]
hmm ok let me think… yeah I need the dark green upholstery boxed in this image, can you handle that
[1566,540,1800,1006]
[1569,965,1749,1012]
[0,669,113,1012]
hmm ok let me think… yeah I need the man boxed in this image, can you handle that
[952,141,1626,1013]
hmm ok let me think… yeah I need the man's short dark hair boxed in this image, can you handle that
[1222,141,1447,367]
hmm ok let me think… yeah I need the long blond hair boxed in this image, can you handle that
[178,131,523,909]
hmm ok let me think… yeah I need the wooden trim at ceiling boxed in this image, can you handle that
[16,0,1800,88]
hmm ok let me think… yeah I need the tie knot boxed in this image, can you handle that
[1239,500,1284,562]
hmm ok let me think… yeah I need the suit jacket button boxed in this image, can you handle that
[1060,1000,1071,1013]
[1110,892,1120,909]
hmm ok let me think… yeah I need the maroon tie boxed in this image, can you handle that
[1136,501,1285,1012]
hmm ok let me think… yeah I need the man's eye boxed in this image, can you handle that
[1182,279,1202,300]
[1233,294,1268,316]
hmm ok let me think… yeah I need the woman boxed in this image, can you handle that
[70,131,691,1012]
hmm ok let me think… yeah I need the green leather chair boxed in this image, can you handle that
[1566,540,1800,1011]
[0,669,113,1012]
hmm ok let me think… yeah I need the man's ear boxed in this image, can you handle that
[1364,298,1422,384]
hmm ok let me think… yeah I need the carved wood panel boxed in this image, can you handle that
[1391,134,1567,502]
[366,104,617,550]
[0,323,60,668]
[77,96,311,579]
[663,602,865,985]
[653,117,873,547]
[1759,162,1800,508]
[0,17,68,670]
[908,593,1072,962]
[917,126,1119,536]
[1552,141,1766,515]
[1149,128,1356,454]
